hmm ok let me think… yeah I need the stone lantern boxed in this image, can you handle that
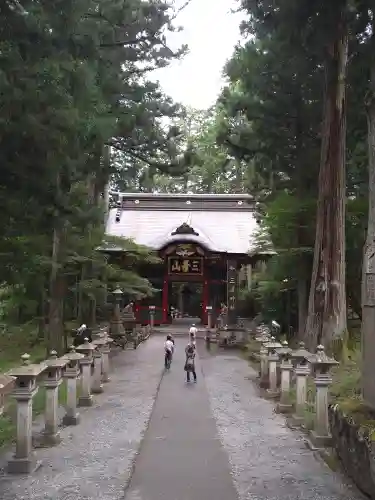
[290,341,311,367]
[61,346,84,426]
[92,337,107,393]
[110,286,125,338]
[206,305,213,330]
[149,305,156,331]
[276,340,293,413]
[308,344,339,448]
[264,336,283,351]
[42,351,68,445]
[260,337,282,389]
[101,334,113,382]
[266,347,280,398]
[289,341,312,427]
[76,338,97,407]
[7,353,45,474]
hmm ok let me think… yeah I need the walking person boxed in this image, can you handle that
[184,341,197,383]
[164,335,174,369]
[189,323,197,346]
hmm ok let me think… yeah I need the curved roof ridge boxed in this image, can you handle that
[147,219,223,251]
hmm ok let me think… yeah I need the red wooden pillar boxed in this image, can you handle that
[162,276,168,324]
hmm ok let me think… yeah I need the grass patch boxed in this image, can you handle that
[0,322,47,373]
[0,321,76,373]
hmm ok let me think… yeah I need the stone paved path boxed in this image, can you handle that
[0,336,365,500]
[123,340,238,500]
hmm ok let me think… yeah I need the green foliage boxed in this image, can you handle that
[0,0,190,353]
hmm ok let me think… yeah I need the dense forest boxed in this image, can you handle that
[0,0,374,362]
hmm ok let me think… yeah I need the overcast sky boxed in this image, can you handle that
[152,0,244,110]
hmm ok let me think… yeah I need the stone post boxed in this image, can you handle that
[149,305,155,331]
[291,363,311,426]
[110,286,125,337]
[101,336,113,383]
[7,354,45,474]
[206,305,213,330]
[92,336,109,383]
[260,343,268,380]
[91,346,104,394]
[62,346,84,426]
[42,351,67,446]
[266,349,279,398]
[76,338,96,407]
[308,345,338,449]
[260,336,282,389]
[276,341,293,413]
[289,342,312,427]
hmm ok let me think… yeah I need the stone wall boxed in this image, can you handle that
[329,404,375,498]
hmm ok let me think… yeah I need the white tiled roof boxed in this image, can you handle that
[105,208,260,254]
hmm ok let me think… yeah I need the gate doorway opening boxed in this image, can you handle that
[169,282,203,320]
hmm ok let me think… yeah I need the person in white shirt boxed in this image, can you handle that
[189,324,197,345]
[164,335,174,368]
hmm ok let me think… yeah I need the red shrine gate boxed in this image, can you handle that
[133,242,230,325]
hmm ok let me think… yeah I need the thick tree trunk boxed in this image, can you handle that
[85,174,97,327]
[304,11,348,352]
[297,276,308,338]
[362,54,375,407]
[47,226,65,355]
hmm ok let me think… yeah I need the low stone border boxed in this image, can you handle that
[329,404,375,498]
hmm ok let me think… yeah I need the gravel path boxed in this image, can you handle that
[198,344,363,500]
[0,337,164,500]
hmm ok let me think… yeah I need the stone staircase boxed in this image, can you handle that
[152,324,206,338]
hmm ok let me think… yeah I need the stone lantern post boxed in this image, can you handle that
[254,331,271,379]
[76,338,96,407]
[110,286,125,337]
[276,340,293,413]
[259,342,268,380]
[261,336,282,389]
[92,337,107,393]
[289,341,311,427]
[101,334,113,383]
[7,354,45,474]
[308,345,338,449]
[42,351,67,446]
[206,305,213,330]
[149,305,156,331]
[62,346,84,426]
[266,348,280,398]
